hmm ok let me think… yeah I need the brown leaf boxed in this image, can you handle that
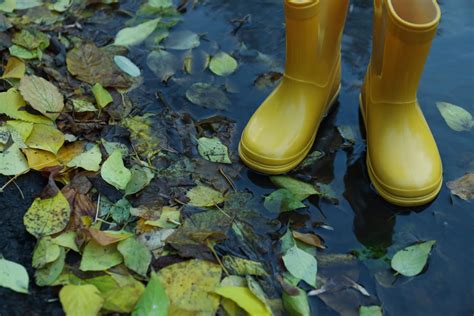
[293,231,325,249]
[19,75,64,120]
[447,173,474,201]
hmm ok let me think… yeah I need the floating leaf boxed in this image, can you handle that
[0,143,29,176]
[447,173,474,201]
[0,89,51,124]
[197,137,231,164]
[23,191,71,238]
[186,185,224,207]
[186,82,230,110]
[146,49,179,82]
[25,124,65,154]
[80,240,123,271]
[1,56,25,79]
[101,150,132,190]
[133,272,169,316]
[391,240,436,277]
[184,49,210,75]
[282,274,310,316]
[164,30,200,50]
[114,18,160,47]
[337,125,356,146]
[32,237,61,269]
[270,176,319,200]
[282,246,317,287]
[157,259,222,315]
[117,238,152,276]
[264,189,306,213]
[59,284,104,316]
[66,143,102,172]
[19,75,64,120]
[114,55,141,77]
[359,305,383,316]
[214,286,271,316]
[436,101,473,132]
[292,231,325,249]
[209,52,238,76]
[0,258,29,294]
[92,83,113,108]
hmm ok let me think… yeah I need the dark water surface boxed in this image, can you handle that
[1,0,473,315]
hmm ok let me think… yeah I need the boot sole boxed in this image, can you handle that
[359,94,443,207]
[238,84,341,175]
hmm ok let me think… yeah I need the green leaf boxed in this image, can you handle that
[0,143,29,176]
[391,240,436,277]
[71,99,97,112]
[35,247,65,286]
[66,143,102,172]
[146,49,179,82]
[114,55,141,77]
[114,18,161,47]
[101,150,132,190]
[359,305,383,316]
[447,173,474,201]
[92,83,113,108]
[19,75,64,120]
[125,164,155,195]
[80,240,123,271]
[186,185,224,207]
[436,101,473,132]
[264,189,306,213]
[197,137,231,164]
[164,30,200,50]
[282,246,317,287]
[15,0,42,10]
[110,198,132,224]
[0,0,15,13]
[117,238,152,276]
[12,28,49,51]
[23,191,71,238]
[222,256,267,277]
[270,176,319,200]
[209,52,238,77]
[282,273,310,316]
[148,0,172,8]
[59,284,104,316]
[0,257,29,294]
[186,82,230,110]
[32,237,61,269]
[132,272,169,316]
[52,231,80,252]
[214,286,271,316]
[101,274,145,313]
[9,45,38,60]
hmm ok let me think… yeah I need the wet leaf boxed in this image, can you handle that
[436,101,473,132]
[146,49,179,82]
[282,273,310,316]
[186,184,224,207]
[0,89,51,124]
[184,49,210,75]
[254,71,283,90]
[0,258,29,294]
[66,143,102,172]
[114,55,141,77]
[114,18,160,47]
[125,164,155,195]
[32,237,61,269]
[157,259,222,315]
[186,82,230,110]
[117,238,152,276]
[35,247,65,286]
[214,286,271,316]
[222,256,267,276]
[264,189,306,213]
[92,83,113,108]
[337,125,356,147]
[270,176,319,201]
[80,240,123,271]
[132,272,169,316]
[359,305,383,316]
[0,143,29,176]
[283,245,317,287]
[447,173,474,200]
[391,240,436,277]
[101,150,132,190]
[209,52,238,76]
[1,56,25,79]
[25,124,65,154]
[148,0,172,8]
[197,136,231,164]
[23,191,71,238]
[19,75,64,120]
[293,231,325,249]
[164,30,200,50]
[59,284,104,316]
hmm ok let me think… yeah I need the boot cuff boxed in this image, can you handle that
[285,0,320,20]
[386,0,441,33]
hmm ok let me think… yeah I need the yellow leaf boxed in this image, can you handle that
[6,120,34,148]
[23,148,60,171]
[57,141,87,164]
[59,284,104,316]
[0,143,30,176]
[1,57,26,79]
[214,286,271,316]
[92,83,113,108]
[25,123,65,154]
[0,88,51,124]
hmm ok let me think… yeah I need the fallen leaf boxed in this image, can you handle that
[0,258,29,294]
[157,259,222,315]
[0,143,30,176]
[270,176,319,200]
[80,240,123,271]
[148,0,172,8]
[125,164,155,195]
[23,191,71,238]
[0,0,15,13]
[391,240,436,277]
[184,49,210,75]
[186,184,224,207]
[59,284,104,316]
[132,272,169,316]
[12,28,49,50]
[436,101,473,132]
[32,237,61,269]
[117,238,152,276]
[35,247,66,286]
[101,273,145,313]
[66,143,102,172]
[9,45,38,60]
[209,52,238,77]
[282,274,310,316]
[283,246,317,287]
[25,124,65,154]
[92,83,113,108]
[71,99,97,112]
[145,206,180,229]
[114,55,141,77]
[0,88,51,124]
[197,136,232,164]
[214,286,271,316]
[164,30,200,50]
[292,231,325,249]
[264,189,306,213]
[1,56,25,79]
[19,75,64,120]
[146,49,179,82]
[222,256,267,276]
[114,18,160,47]
[52,231,79,252]
[359,305,383,316]
[101,150,132,190]
[447,173,474,200]
[6,120,34,148]
[186,82,231,110]
[110,198,132,224]
[88,228,133,246]
[23,148,60,171]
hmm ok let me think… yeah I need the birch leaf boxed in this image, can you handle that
[100,150,132,190]
[19,75,64,120]
[391,240,436,277]
[197,137,231,164]
[209,52,238,77]
[0,258,29,294]
[0,143,29,176]
[114,18,160,47]
[436,101,473,132]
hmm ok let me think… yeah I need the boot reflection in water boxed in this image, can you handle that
[239,0,349,174]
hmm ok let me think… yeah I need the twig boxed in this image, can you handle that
[12,180,25,200]
[94,194,101,222]
[219,168,236,192]
[0,170,30,193]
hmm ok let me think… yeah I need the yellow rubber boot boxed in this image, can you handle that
[360,0,443,206]
[239,0,349,174]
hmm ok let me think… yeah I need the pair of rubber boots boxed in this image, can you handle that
[239,0,443,207]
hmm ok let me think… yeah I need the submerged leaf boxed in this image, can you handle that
[359,305,383,316]
[197,137,231,164]
[114,18,160,47]
[146,49,179,82]
[132,272,169,316]
[187,185,224,207]
[436,101,473,132]
[101,150,132,190]
[164,30,200,50]
[447,173,474,201]
[270,176,319,201]
[264,189,306,213]
[0,258,29,294]
[283,246,317,287]
[391,240,436,277]
[209,52,238,76]
[59,284,104,316]
[186,82,230,110]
